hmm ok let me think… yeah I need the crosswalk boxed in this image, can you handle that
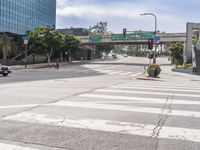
[50,65,142,77]
[2,83,200,149]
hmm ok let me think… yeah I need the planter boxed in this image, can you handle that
[147,64,161,77]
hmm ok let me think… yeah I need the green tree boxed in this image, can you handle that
[89,22,109,35]
[61,34,81,60]
[0,34,17,60]
[169,42,184,65]
[29,27,81,64]
[29,27,63,65]
[95,44,114,55]
[113,45,123,53]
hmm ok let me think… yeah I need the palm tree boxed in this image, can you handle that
[0,34,16,60]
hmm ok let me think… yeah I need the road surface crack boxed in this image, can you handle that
[152,93,174,150]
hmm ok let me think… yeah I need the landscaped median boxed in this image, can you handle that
[171,64,193,74]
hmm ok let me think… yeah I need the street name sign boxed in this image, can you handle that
[153,36,160,41]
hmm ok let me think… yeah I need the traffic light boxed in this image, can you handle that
[147,38,153,50]
[123,28,127,37]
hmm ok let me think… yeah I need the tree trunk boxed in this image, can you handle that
[3,46,7,60]
[47,49,53,66]
[47,52,51,66]
[32,54,36,63]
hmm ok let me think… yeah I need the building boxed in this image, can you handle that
[0,0,56,35]
[58,28,90,36]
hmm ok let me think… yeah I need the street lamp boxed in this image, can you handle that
[24,17,35,68]
[140,13,157,63]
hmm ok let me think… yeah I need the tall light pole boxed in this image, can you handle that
[24,17,34,68]
[140,13,157,63]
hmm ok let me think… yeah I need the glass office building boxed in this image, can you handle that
[0,0,56,35]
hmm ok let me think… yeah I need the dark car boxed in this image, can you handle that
[0,64,12,76]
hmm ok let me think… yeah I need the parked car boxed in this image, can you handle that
[0,64,12,76]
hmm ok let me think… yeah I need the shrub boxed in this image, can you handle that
[169,42,183,66]
[147,64,161,77]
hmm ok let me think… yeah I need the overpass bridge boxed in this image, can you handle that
[77,22,200,63]
[78,33,186,45]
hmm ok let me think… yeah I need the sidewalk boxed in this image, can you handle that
[158,65,200,86]
[10,57,114,70]
[135,64,200,87]
[10,60,94,70]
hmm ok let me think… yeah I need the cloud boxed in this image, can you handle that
[57,2,148,19]
[56,0,200,33]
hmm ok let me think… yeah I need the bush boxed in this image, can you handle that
[147,64,161,77]
[169,43,183,66]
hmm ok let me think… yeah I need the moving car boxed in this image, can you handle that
[0,64,12,76]
[112,53,117,59]
[123,54,128,57]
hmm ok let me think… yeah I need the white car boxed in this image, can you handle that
[123,54,128,57]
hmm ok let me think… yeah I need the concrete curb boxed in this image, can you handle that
[171,68,193,74]
[9,60,97,70]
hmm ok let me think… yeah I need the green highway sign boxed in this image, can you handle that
[89,35,102,42]
[111,32,154,41]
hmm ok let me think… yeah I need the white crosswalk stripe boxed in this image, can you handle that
[95,89,200,98]
[47,101,200,118]
[79,93,200,105]
[4,112,200,143]
[0,142,39,150]
[110,85,200,93]
[3,84,200,144]
[107,71,124,75]
[62,66,141,77]
[119,72,133,75]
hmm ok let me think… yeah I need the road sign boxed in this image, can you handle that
[153,36,160,41]
[89,35,102,42]
[112,32,154,41]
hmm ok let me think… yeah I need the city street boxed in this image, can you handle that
[0,56,200,150]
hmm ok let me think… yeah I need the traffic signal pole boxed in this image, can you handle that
[140,13,157,63]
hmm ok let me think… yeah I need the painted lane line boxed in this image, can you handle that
[0,142,39,150]
[125,84,200,90]
[107,71,124,75]
[80,93,200,105]
[95,89,200,98]
[0,104,40,109]
[4,112,200,143]
[93,100,167,104]
[95,69,113,73]
[49,101,200,118]
[110,86,200,93]
[119,72,133,76]
[75,69,94,72]
[130,73,142,77]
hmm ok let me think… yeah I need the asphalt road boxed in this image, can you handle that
[1,56,200,150]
